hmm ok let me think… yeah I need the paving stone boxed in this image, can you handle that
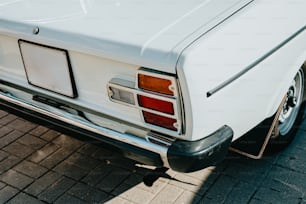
[0,186,19,203]
[299,115,306,131]
[198,197,215,204]
[0,169,34,190]
[0,155,22,174]
[262,175,304,196]
[38,176,75,203]
[96,167,131,193]
[91,147,114,161]
[0,110,8,118]
[105,196,135,204]
[40,130,61,141]
[0,181,5,190]
[108,157,137,171]
[54,193,87,204]
[54,161,90,180]
[68,182,109,203]
[0,130,24,149]
[174,191,201,204]
[82,164,113,186]
[65,152,100,171]
[13,160,48,179]
[3,142,35,159]
[25,171,61,196]
[0,150,9,162]
[124,173,167,195]
[53,134,83,150]
[149,184,184,204]
[287,170,306,193]
[266,165,291,182]
[254,185,302,204]
[17,134,47,150]
[200,175,237,203]
[0,126,13,138]
[0,114,17,126]
[290,130,306,149]
[40,148,74,169]
[169,172,210,195]
[6,192,45,204]
[29,125,49,137]
[276,149,306,173]
[248,198,269,204]
[7,118,37,133]
[29,142,60,163]
[223,158,272,186]
[185,167,219,184]
[114,183,155,204]
[224,181,256,204]
[77,143,101,156]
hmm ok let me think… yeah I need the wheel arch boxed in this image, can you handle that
[301,61,306,101]
[266,57,306,119]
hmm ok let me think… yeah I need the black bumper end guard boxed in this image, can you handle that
[168,126,233,173]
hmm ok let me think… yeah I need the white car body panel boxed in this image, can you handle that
[177,0,306,140]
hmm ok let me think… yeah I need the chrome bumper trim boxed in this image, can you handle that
[0,90,170,167]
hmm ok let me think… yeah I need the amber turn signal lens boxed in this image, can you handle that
[138,74,174,96]
[142,111,177,131]
[138,95,174,115]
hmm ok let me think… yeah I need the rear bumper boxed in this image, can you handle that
[168,126,233,172]
[0,84,233,172]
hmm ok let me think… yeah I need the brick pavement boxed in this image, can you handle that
[0,109,305,204]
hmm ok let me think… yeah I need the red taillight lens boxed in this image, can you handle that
[142,111,177,131]
[138,95,174,115]
[138,74,174,96]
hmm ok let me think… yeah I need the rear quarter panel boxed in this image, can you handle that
[177,0,306,141]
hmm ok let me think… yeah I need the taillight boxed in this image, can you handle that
[137,70,181,132]
[138,74,174,96]
[138,95,174,115]
[142,111,177,131]
[108,70,182,133]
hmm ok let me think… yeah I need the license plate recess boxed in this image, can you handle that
[19,40,77,98]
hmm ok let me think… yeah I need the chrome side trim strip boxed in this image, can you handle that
[207,26,306,97]
[0,90,170,167]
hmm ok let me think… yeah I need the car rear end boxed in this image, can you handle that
[0,0,255,172]
[0,29,235,172]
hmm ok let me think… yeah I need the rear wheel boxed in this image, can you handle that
[268,68,305,152]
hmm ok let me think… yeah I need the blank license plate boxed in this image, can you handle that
[19,40,77,98]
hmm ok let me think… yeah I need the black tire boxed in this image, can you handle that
[268,68,305,152]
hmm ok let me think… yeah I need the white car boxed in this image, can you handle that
[0,0,305,172]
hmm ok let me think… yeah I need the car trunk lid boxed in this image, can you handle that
[0,0,253,73]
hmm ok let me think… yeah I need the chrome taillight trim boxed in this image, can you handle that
[107,70,183,135]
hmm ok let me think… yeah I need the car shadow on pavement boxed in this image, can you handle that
[189,110,306,204]
[0,110,305,204]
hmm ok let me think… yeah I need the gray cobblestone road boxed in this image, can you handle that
[0,109,305,204]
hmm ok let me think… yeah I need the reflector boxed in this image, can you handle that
[143,111,177,131]
[138,74,174,96]
[138,95,174,115]
[110,87,135,105]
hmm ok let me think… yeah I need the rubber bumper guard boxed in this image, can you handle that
[167,126,233,173]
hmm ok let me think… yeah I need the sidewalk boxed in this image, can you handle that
[0,109,305,204]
